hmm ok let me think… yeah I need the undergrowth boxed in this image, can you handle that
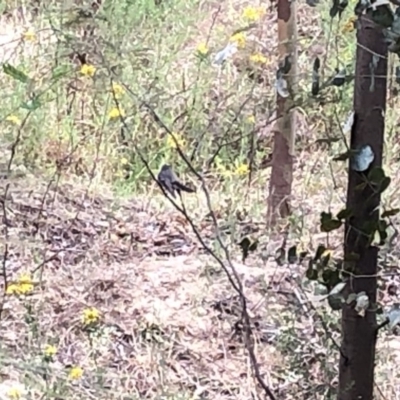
[1,0,400,399]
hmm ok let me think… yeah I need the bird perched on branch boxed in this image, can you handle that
[157,164,195,198]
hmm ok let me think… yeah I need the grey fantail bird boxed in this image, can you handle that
[157,164,195,198]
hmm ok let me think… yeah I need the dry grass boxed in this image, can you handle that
[2,0,400,399]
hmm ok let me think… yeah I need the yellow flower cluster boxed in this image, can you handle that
[166,133,186,149]
[23,29,36,42]
[108,107,125,119]
[69,366,83,380]
[82,307,100,325]
[44,344,57,357]
[236,163,249,175]
[111,83,125,99]
[230,32,246,48]
[80,64,96,77]
[196,42,209,56]
[249,52,267,64]
[242,6,266,21]
[6,273,33,295]
[6,115,21,125]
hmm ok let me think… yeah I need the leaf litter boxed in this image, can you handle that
[0,176,289,399]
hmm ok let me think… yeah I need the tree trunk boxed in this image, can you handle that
[267,0,297,225]
[338,15,388,400]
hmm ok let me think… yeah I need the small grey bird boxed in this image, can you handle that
[157,164,195,198]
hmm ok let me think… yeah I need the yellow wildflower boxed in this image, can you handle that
[342,16,357,33]
[230,32,246,48]
[6,387,22,400]
[18,273,33,294]
[108,107,125,119]
[23,29,36,42]
[120,157,129,165]
[196,42,209,56]
[6,115,21,125]
[242,6,265,21]
[80,64,96,77]
[166,133,186,149]
[44,344,57,357]
[6,273,33,295]
[249,52,267,64]
[235,163,249,175]
[68,366,83,380]
[82,307,100,325]
[111,83,124,98]
[247,115,255,123]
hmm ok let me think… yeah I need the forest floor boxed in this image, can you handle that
[1,0,400,399]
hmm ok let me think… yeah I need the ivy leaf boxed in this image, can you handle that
[3,63,29,83]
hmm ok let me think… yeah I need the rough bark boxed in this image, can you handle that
[267,0,297,225]
[338,15,388,400]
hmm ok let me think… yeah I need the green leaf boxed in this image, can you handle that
[368,166,385,184]
[314,244,327,261]
[322,268,341,289]
[306,260,318,281]
[337,208,353,220]
[320,212,342,232]
[333,151,351,161]
[328,294,343,310]
[355,182,367,191]
[21,98,41,111]
[52,64,71,80]
[288,246,297,264]
[382,208,400,218]
[379,177,391,193]
[3,63,29,83]
[370,5,394,28]
[362,220,378,236]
